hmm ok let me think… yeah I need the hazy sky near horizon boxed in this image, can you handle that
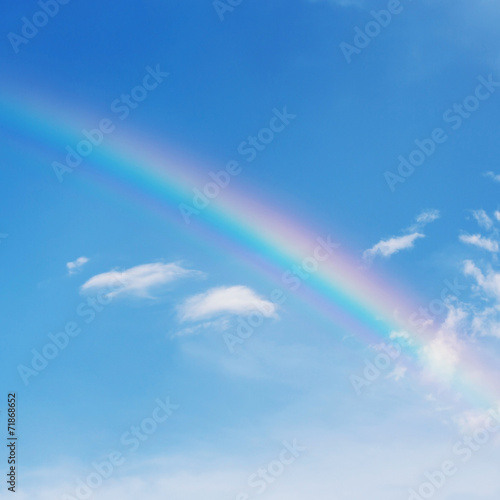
[2,1,500,499]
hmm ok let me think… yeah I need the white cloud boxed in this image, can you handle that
[363,232,424,260]
[458,260,500,338]
[364,209,439,261]
[81,262,202,299]
[421,306,466,384]
[470,307,500,339]
[471,210,494,230]
[464,260,500,301]
[484,171,500,183]
[179,286,277,322]
[459,234,499,253]
[66,256,89,275]
[415,209,441,227]
[407,209,441,233]
[495,211,500,222]
[443,305,468,332]
[421,330,461,383]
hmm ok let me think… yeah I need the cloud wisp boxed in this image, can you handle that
[363,209,440,261]
[459,234,499,253]
[471,210,494,230]
[67,256,89,275]
[81,262,203,299]
[179,285,277,323]
[363,233,424,260]
[483,171,500,183]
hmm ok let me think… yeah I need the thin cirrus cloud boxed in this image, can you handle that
[483,171,500,183]
[413,208,441,227]
[459,234,499,253]
[462,260,500,338]
[363,209,440,261]
[179,285,277,322]
[81,262,203,299]
[464,260,500,301]
[363,233,424,260]
[471,209,493,230]
[172,318,232,339]
[66,256,89,275]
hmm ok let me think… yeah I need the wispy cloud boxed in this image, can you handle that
[420,306,466,384]
[471,209,494,230]
[470,306,500,339]
[459,234,499,253]
[171,318,231,339]
[483,171,500,183]
[81,262,203,299]
[453,260,500,339]
[364,210,440,261]
[67,256,89,275]
[179,286,277,322]
[363,232,424,260]
[464,260,500,301]
[413,209,441,228]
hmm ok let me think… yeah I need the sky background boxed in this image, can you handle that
[1,1,500,499]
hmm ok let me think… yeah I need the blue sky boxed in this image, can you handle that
[2,1,500,499]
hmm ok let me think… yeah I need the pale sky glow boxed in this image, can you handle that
[2,1,500,499]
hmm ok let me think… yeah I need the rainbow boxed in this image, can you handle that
[2,88,499,412]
